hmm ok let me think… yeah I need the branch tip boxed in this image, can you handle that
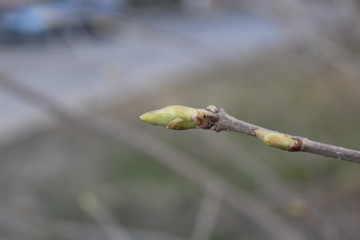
[140,105,360,163]
[140,105,218,130]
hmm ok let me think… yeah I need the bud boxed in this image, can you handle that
[255,129,296,151]
[140,105,210,130]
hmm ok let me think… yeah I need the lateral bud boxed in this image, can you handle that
[255,129,300,151]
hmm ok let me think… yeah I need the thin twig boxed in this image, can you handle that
[210,108,360,163]
[189,192,222,240]
[77,192,133,240]
[0,73,307,240]
[140,105,360,163]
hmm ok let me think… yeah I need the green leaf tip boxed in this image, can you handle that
[255,129,297,151]
[140,105,218,130]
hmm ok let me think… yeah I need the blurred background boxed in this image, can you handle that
[0,0,360,239]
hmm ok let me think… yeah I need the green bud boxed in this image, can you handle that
[255,129,296,151]
[140,105,211,130]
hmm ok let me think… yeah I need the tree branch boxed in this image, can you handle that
[140,105,360,163]
[212,108,360,163]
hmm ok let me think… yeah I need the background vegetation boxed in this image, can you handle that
[0,0,360,239]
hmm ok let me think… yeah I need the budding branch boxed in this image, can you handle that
[141,105,360,163]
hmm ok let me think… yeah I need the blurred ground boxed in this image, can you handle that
[0,1,360,240]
